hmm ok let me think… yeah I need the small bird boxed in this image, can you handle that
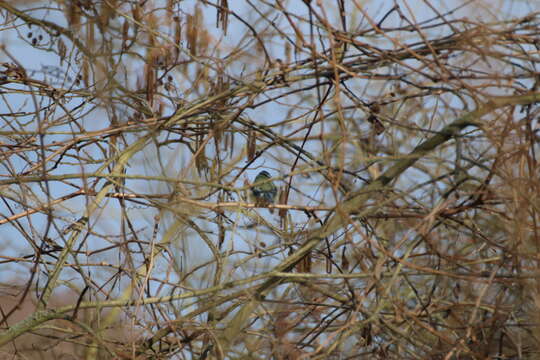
[252,170,278,213]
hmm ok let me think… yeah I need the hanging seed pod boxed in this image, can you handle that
[278,185,288,218]
[285,42,291,65]
[144,63,155,106]
[121,19,129,49]
[99,1,113,29]
[58,38,67,65]
[132,3,142,23]
[82,58,89,86]
[174,16,182,58]
[247,128,256,162]
[187,14,195,55]
[217,0,229,35]
[86,20,95,51]
[296,252,312,273]
[66,1,81,29]
[195,146,209,175]
[341,247,349,272]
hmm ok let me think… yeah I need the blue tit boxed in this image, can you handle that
[252,170,278,211]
